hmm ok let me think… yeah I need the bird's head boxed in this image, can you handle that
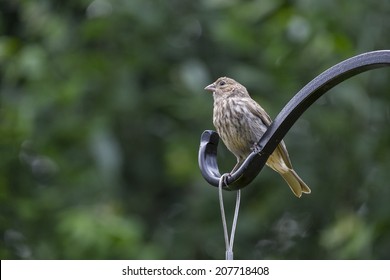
[204,77,249,98]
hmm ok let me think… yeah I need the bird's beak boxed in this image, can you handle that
[204,83,216,93]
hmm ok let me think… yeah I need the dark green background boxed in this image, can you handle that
[1,0,390,259]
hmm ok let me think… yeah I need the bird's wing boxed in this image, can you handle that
[276,141,293,169]
[247,98,294,169]
[246,98,272,126]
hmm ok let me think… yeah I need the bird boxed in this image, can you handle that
[204,77,311,198]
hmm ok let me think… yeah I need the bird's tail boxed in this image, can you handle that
[280,169,311,198]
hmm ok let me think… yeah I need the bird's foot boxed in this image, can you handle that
[250,142,262,154]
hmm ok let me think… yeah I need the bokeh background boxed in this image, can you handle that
[1,0,390,259]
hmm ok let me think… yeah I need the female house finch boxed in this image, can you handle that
[205,77,311,198]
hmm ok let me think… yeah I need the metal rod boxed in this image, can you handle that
[198,50,390,190]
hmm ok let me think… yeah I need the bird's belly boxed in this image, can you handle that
[214,109,267,159]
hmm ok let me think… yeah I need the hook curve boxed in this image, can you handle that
[198,50,390,190]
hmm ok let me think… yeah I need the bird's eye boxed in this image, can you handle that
[219,81,226,86]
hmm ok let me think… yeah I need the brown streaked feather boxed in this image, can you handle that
[246,98,272,126]
[246,98,294,169]
[275,141,293,169]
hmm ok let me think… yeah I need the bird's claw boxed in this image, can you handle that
[250,143,262,154]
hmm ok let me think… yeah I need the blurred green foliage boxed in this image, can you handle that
[1,0,390,259]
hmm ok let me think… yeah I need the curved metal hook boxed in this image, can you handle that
[199,50,390,191]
